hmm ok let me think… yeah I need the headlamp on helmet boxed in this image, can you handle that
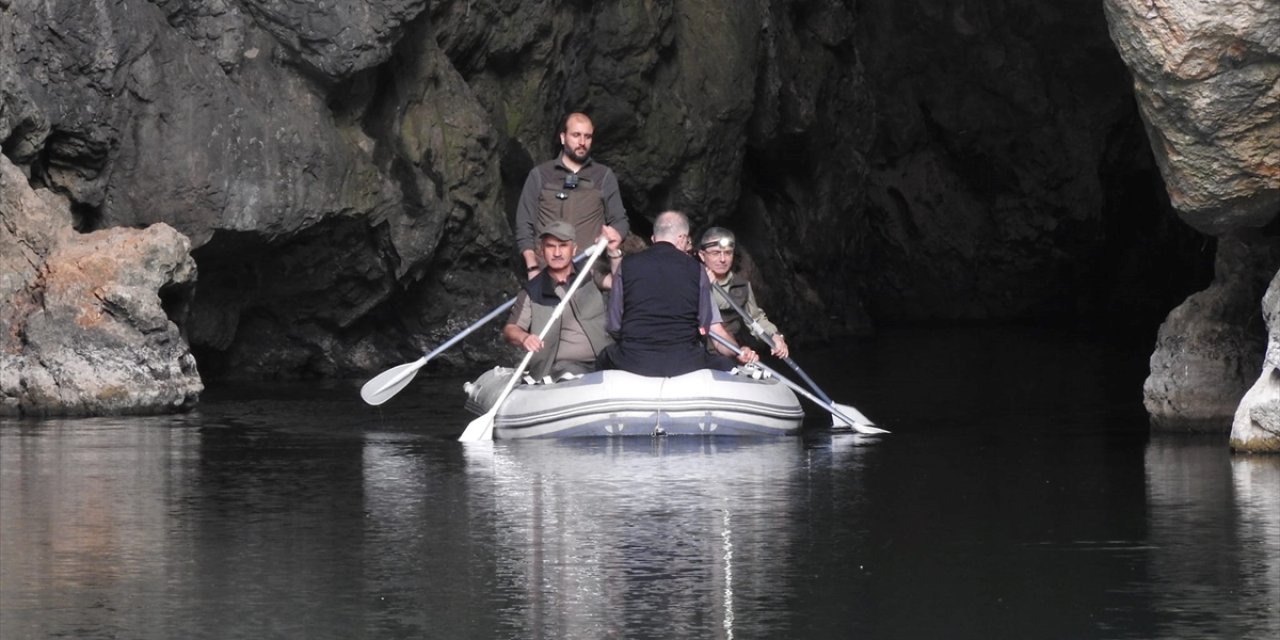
[699,227,736,251]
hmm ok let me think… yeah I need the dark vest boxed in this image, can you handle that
[534,160,611,252]
[712,275,751,337]
[617,243,702,348]
[706,274,750,353]
[605,242,729,377]
[524,270,611,378]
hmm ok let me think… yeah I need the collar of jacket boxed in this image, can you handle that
[712,271,739,287]
[526,268,577,305]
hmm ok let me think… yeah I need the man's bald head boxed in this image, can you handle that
[562,112,593,132]
[652,210,692,250]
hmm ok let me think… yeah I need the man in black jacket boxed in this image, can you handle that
[597,211,756,377]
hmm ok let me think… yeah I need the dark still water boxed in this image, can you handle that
[2,327,1277,639]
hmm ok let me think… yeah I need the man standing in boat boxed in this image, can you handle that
[597,210,758,377]
[503,220,624,379]
[697,227,790,359]
[515,112,630,278]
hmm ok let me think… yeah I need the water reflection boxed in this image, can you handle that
[1143,436,1280,638]
[1232,454,1280,633]
[453,437,852,639]
[0,418,200,638]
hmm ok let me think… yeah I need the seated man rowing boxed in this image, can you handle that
[596,210,757,377]
[503,220,623,379]
[697,227,789,359]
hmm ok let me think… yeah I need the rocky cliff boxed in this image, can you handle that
[1105,0,1280,450]
[1,0,1275,449]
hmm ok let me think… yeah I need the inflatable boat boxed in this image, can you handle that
[462,367,803,439]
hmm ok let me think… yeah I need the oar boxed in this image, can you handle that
[711,282,876,430]
[458,237,610,442]
[360,299,518,405]
[360,250,595,406]
[707,331,888,435]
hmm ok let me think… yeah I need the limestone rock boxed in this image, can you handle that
[0,155,201,416]
[1231,271,1280,452]
[1144,233,1280,431]
[1104,0,1280,234]
[1107,0,1280,444]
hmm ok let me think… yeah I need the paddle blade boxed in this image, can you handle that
[458,408,497,442]
[360,358,427,406]
[830,402,889,434]
[829,401,872,426]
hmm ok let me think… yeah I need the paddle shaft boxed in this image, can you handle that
[710,281,836,405]
[428,298,516,362]
[361,250,596,405]
[361,297,518,404]
[423,248,595,363]
[706,331,886,434]
[459,238,610,441]
[781,356,834,404]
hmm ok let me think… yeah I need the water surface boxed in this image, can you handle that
[2,327,1277,639]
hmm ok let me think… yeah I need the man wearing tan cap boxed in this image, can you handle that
[503,220,623,379]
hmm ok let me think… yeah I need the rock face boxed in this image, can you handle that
[1144,233,1280,431]
[1106,1,1280,446]
[856,0,1191,325]
[1231,271,1280,452]
[1104,0,1280,235]
[0,155,201,416]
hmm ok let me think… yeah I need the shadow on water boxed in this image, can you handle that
[2,326,1277,639]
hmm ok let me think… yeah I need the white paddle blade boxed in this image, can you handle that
[458,409,497,442]
[830,402,889,434]
[829,402,872,427]
[829,404,890,435]
[847,422,890,435]
[360,358,426,405]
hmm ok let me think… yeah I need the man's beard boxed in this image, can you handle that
[563,144,590,164]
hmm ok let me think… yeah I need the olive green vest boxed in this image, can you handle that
[528,283,613,379]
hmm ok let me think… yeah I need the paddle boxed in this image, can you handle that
[361,299,518,405]
[458,237,610,442]
[711,281,876,431]
[360,250,595,406]
[707,331,888,435]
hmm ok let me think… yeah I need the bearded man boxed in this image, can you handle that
[514,112,630,278]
